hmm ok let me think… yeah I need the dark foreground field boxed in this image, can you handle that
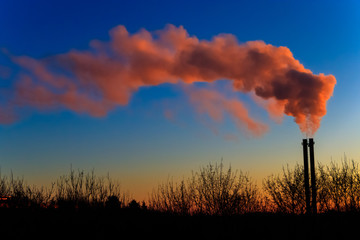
[1,208,360,239]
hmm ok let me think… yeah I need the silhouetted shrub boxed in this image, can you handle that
[0,170,54,208]
[128,199,140,209]
[0,167,130,209]
[149,162,261,215]
[54,167,130,208]
[106,195,121,209]
[2,158,360,215]
[263,158,360,213]
[317,159,360,212]
[263,164,306,214]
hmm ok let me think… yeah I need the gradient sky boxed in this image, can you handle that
[0,0,359,200]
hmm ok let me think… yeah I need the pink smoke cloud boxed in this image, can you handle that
[187,87,268,137]
[2,24,335,136]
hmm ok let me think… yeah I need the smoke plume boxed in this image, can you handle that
[2,24,336,136]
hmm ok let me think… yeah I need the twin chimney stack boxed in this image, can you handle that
[302,138,317,214]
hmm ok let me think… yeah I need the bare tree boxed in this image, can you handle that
[264,158,360,214]
[317,159,360,212]
[0,167,130,209]
[149,161,261,215]
[55,167,130,208]
[263,164,306,214]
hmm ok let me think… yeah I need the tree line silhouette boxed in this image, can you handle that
[0,166,132,209]
[1,158,360,215]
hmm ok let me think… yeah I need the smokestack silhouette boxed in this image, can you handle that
[308,138,316,214]
[302,138,316,214]
[302,139,311,214]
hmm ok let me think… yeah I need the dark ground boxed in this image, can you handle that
[1,208,359,239]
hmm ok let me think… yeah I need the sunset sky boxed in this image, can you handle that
[0,0,359,200]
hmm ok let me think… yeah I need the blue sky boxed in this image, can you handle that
[0,0,359,200]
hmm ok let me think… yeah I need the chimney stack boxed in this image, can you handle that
[302,138,317,214]
[302,139,311,214]
[308,138,317,214]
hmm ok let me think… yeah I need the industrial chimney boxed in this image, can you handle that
[308,138,316,214]
[302,139,311,214]
[302,138,317,214]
